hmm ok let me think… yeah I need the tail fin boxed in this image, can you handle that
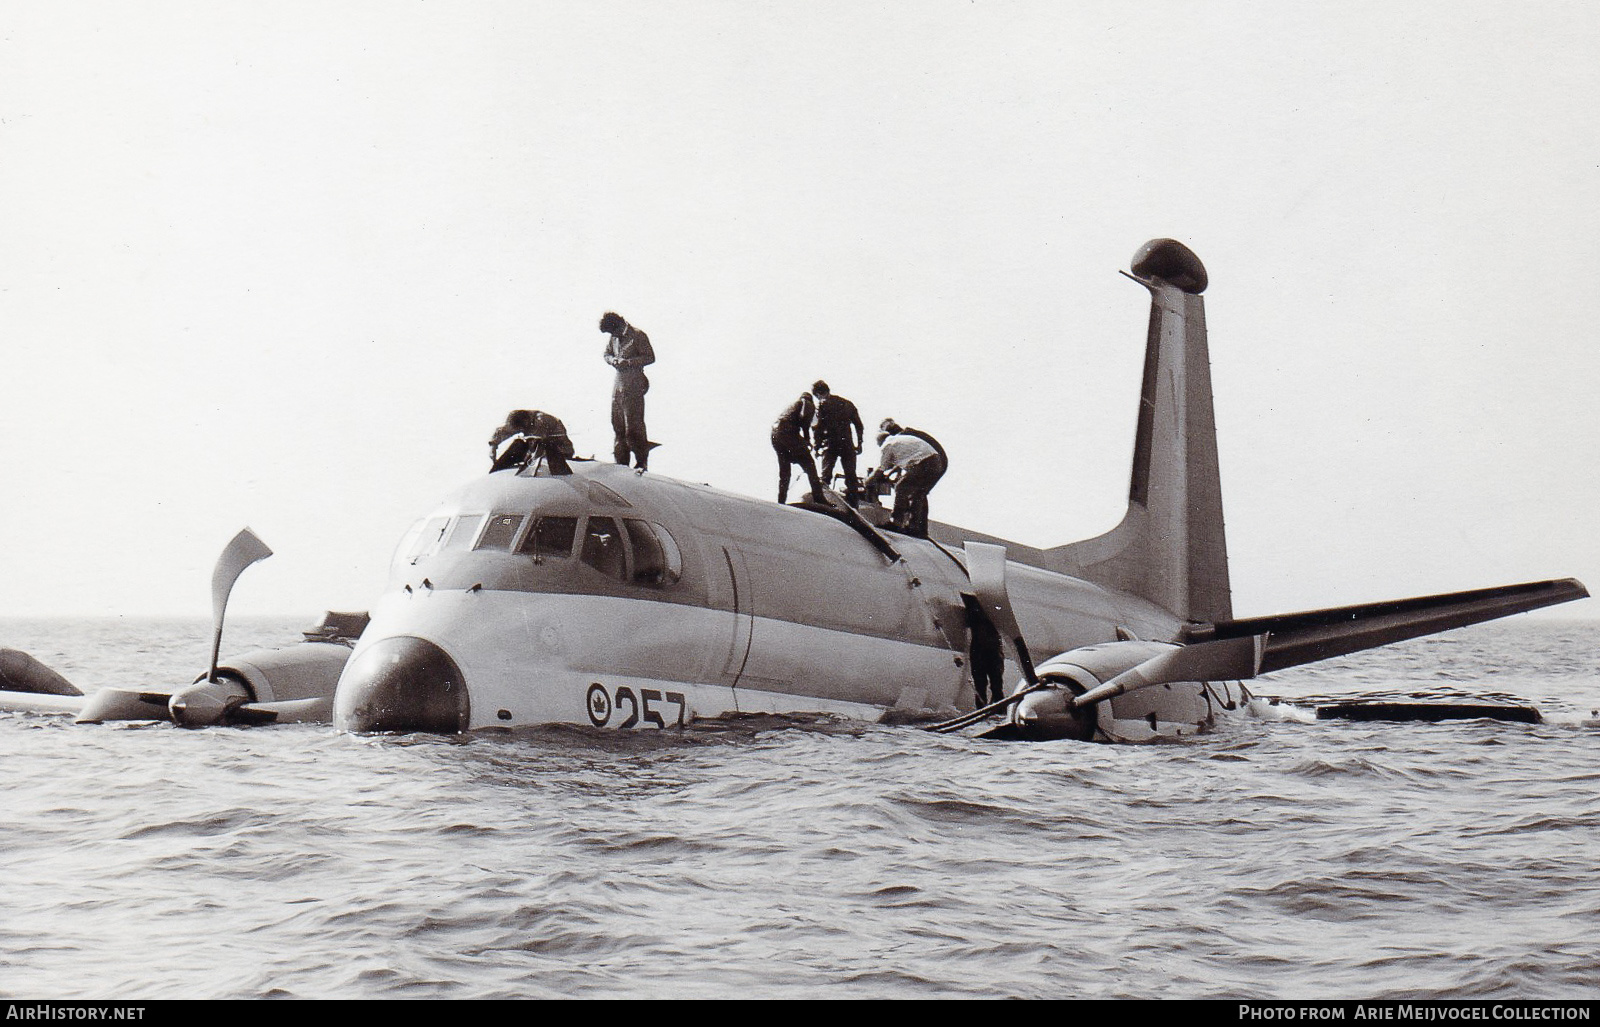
[1049,239,1231,623]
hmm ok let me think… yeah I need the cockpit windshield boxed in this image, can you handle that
[476,514,524,551]
[400,502,681,590]
[442,514,484,551]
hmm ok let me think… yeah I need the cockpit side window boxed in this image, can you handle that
[518,515,578,560]
[623,519,682,586]
[442,514,485,551]
[475,514,524,551]
[580,516,628,580]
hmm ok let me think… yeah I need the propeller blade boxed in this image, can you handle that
[964,542,1039,686]
[1071,634,1265,709]
[228,695,334,726]
[208,528,273,683]
[925,684,1047,734]
[76,687,172,723]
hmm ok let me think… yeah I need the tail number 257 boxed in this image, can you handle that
[586,683,687,729]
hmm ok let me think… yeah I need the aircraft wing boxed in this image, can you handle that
[1181,577,1588,674]
[0,690,85,716]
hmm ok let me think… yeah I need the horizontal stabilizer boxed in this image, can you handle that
[1184,578,1588,674]
[1316,700,1540,724]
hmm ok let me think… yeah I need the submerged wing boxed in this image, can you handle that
[1181,577,1588,673]
[0,691,85,716]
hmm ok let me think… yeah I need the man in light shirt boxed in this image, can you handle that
[866,426,942,538]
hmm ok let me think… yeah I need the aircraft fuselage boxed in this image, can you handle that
[334,462,1178,733]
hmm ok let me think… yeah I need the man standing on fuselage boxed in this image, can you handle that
[810,380,863,505]
[772,391,825,505]
[600,312,656,470]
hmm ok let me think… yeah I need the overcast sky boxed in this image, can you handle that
[3,1,1597,622]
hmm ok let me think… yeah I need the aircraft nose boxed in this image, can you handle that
[333,635,470,733]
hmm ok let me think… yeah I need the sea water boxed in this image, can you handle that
[0,617,1596,1000]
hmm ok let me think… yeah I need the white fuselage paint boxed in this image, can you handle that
[357,588,938,729]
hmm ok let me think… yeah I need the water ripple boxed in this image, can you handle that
[1,617,1597,998]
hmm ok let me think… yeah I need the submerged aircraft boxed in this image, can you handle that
[0,240,1584,737]
[326,239,1588,741]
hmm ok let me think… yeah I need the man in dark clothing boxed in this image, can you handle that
[600,312,656,470]
[879,417,947,487]
[962,594,1006,708]
[772,392,825,504]
[809,380,864,504]
[489,409,575,475]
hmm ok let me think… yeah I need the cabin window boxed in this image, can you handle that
[517,516,578,559]
[580,516,628,580]
[406,516,451,563]
[475,514,524,551]
[442,514,485,551]
[624,519,682,586]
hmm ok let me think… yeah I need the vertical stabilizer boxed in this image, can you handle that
[1049,239,1231,623]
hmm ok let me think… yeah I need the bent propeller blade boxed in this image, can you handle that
[964,541,1039,686]
[1071,634,1265,709]
[208,528,273,684]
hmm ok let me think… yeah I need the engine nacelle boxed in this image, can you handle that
[198,610,368,706]
[1009,639,1249,742]
[74,611,370,727]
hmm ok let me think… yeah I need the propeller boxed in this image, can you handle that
[78,528,274,726]
[1067,633,1264,710]
[1008,634,1266,741]
[931,633,1267,741]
